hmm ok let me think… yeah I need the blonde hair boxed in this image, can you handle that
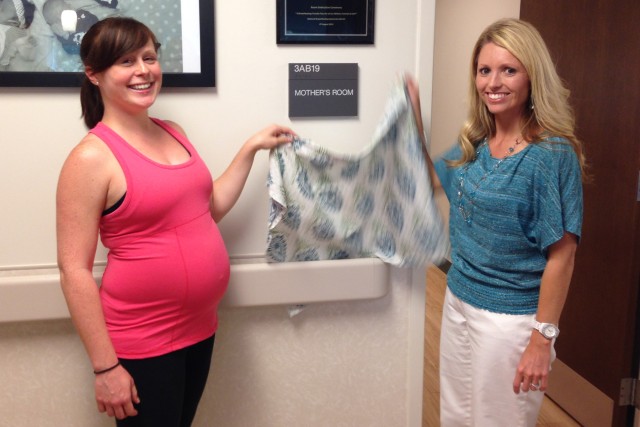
[456,18,587,177]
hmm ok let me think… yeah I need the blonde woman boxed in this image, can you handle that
[409,18,585,426]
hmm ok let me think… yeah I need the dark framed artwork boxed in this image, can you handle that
[277,0,374,45]
[0,0,215,87]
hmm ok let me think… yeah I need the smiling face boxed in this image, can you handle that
[475,42,530,122]
[91,39,162,114]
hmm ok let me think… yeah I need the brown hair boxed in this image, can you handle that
[79,17,160,128]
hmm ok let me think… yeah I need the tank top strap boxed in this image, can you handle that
[150,118,199,159]
[89,122,133,177]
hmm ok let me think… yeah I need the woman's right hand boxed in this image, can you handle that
[244,124,296,152]
[404,73,443,192]
[94,365,140,419]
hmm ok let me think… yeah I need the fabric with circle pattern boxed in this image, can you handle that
[266,78,448,267]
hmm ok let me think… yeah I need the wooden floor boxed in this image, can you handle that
[423,266,582,427]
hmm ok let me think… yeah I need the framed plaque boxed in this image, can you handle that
[277,0,375,44]
[0,0,215,88]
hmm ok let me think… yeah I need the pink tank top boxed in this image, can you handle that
[92,119,230,359]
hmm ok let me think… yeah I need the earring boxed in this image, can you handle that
[92,80,99,86]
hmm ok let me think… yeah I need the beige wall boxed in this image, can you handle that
[430,0,520,156]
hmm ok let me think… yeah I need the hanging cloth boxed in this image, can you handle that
[266,78,448,267]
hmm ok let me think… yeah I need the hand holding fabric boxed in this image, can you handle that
[245,124,295,152]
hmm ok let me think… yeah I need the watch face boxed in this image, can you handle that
[542,324,558,338]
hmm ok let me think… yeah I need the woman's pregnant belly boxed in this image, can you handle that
[100,213,230,357]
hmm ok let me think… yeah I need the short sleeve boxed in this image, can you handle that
[434,144,462,202]
[534,143,583,251]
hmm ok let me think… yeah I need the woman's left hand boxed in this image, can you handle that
[512,331,553,394]
[514,233,577,394]
[246,124,295,151]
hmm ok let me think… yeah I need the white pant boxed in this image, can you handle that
[439,288,555,427]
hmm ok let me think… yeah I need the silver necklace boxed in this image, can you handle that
[457,137,523,224]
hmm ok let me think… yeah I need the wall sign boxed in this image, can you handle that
[277,0,375,44]
[288,63,358,118]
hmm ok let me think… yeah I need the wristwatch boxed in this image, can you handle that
[533,320,560,340]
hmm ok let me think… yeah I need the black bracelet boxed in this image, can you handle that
[93,361,120,375]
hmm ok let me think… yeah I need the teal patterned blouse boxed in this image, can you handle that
[435,137,583,314]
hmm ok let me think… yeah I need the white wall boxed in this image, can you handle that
[429,0,520,230]
[0,1,436,426]
[199,268,423,426]
[0,267,423,427]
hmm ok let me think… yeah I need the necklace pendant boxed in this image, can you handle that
[458,204,473,224]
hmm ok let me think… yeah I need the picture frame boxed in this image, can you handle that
[277,0,374,45]
[0,0,215,87]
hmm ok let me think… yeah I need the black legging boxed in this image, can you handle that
[116,335,215,427]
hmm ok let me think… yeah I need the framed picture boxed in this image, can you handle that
[0,0,215,87]
[277,0,374,45]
